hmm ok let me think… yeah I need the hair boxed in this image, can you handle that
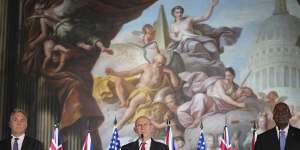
[154,54,167,65]
[134,116,151,126]
[171,5,184,17]
[142,24,154,33]
[225,67,236,77]
[258,112,267,120]
[239,86,254,97]
[10,108,28,121]
[165,94,176,101]
[164,94,179,105]
[267,91,279,99]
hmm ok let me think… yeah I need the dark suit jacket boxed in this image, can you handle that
[254,126,300,150]
[121,138,169,150]
[0,135,43,150]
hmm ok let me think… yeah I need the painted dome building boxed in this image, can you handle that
[244,0,300,108]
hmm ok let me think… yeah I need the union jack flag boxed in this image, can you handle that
[220,125,232,150]
[82,132,93,150]
[49,125,63,150]
[165,120,176,150]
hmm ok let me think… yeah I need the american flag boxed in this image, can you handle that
[220,125,232,150]
[82,132,93,150]
[49,126,63,150]
[165,121,176,150]
[197,129,206,150]
[108,127,121,150]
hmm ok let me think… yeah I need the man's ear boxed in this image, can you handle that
[25,121,28,129]
[288,112,292,119]
[134,126,138,134]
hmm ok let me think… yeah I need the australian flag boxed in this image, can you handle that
[108,127,121,150]
[197,129,206,150]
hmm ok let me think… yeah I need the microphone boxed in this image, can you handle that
[139,134,144,150]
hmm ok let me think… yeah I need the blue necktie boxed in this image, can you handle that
[279,130,286,150]
[13,138,19,150]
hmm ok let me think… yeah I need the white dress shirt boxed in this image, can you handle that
[276,125,289,139]
[11,134,25,150]
[138,138,151,150]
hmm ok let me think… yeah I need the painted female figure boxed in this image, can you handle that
[168,0,241,75]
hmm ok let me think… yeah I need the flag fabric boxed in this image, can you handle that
[165,125,176,150]
[108,127,121,150]
[220,125,232,150]
[251,128,257,150]
[197,129,206,150]
[82,132,93,150]
[49,127,63,150]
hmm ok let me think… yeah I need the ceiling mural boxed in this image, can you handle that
[21,0,300,149]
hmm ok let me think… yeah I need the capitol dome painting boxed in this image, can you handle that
[243,0,300,109]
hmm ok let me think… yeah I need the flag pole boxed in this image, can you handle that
[197,120,206,150]
[253,120,257,130]
[251,120,257,150]
[114,116,117,128]
[53,122,59,128]
[108,115,121,150]
[200,120,203,130]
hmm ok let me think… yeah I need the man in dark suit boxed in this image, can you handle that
[121,116,169,150]
[0,108,43,150]
[254,102,300,150]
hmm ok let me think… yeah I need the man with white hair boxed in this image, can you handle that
[0,108,43,150]
[121,116,169,150]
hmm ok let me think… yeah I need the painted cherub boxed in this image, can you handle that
[131,24,160,63]
[150,94,185,149]
[258,90,287,128]
[42,40,68,72]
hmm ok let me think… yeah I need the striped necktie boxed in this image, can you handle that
[13,138,19,150]
[140,142,146,150]
[279,130,286,150]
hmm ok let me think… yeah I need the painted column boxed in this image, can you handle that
[0,0,8,139]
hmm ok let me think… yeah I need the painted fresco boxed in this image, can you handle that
[21,0,300,149]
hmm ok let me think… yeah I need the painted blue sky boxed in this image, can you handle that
[112,0,300,81]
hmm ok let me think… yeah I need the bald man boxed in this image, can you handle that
[254,102,300,150]
[121,116,168,150]
[106,54,179,129]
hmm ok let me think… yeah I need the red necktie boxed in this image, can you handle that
[141,142,146,150]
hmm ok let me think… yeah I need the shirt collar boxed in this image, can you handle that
[11,133,25,141]
[138,138,151,145]
[276,124,289,138]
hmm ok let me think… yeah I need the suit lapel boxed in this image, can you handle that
[134,140,140,150]
[5,138,11,150]
[21,136,29,150]
[149,139,154,150]
[285,126,295,150]
[150,138,159,150]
